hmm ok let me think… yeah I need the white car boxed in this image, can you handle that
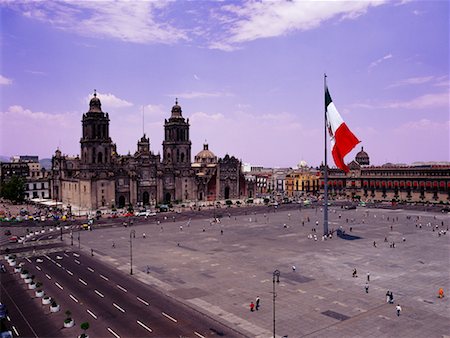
[136,210,156,217]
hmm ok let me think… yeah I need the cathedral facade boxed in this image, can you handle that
[50,93,247,210]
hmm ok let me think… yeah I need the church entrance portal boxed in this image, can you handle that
[165,193,171,203]
[118,195,125,208]
[224,186,230,200]
[143,192,149,205]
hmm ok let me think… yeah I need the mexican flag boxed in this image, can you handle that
[325,87,360,173]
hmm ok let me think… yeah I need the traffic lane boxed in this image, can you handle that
[44,250,239,337]
[0,263,68,338]
[37,252,181,337]
[45,251,196,337]
[58,250,241,337]
[25,254,128,338]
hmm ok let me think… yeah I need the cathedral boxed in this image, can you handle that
[50,92,248,210]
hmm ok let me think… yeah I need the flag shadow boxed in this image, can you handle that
[336,229,362,240]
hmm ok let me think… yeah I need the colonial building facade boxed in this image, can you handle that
[50,93,247,210]
[319,148,450,203]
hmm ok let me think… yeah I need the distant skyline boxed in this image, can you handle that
[1,0,449,168]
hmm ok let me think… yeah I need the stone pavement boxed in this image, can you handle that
[78,206,450,337]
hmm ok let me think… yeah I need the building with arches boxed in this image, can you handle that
[50,93,247,211]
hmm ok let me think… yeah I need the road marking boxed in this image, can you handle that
[107,327,121,338]
[12,326,19,336]
[74,259,80,264]
[69,294,79,303]
[6,315,10,321]
[87,309,97,319]
[79,278,88,286]
[136,297,149,306]
[87,267,95,272]
[64,253,69,257]
[100,274,109,281]
[56,262,62,268]
[36,266,41,271]
[45,274,52,280]
[66,269,74,276]
[94,290,104,298]
[44,254,52,260]
[25,257,31,263]
[113,303,125,313]
[162,312,177,323]
[116,284,127,292]
[194,332,206,338]
[73,253,80,257]
[55,282,63,290]
[136,320,152,333]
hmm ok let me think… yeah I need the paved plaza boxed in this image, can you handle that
[77,205,450,337]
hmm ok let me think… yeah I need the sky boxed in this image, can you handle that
[0,0,449,168]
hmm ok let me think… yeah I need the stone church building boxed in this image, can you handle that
[50,93,249,210]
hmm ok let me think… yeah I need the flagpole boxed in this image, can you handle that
[324,74,329,236]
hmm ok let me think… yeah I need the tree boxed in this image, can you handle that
[0,176,26,203]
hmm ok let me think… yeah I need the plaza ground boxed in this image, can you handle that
[71,205,448,337]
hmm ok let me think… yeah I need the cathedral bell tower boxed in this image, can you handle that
[162,99,191,168]
[80,90,112,166]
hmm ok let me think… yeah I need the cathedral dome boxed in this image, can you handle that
[355,146,370,165]
[195,143,217,164]
[297,160,308,169]
[89,90,102,113]
[171,98,182,118]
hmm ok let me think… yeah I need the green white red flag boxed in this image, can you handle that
[325,87,360,173]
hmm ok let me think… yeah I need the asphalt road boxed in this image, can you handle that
[1,245,243,337]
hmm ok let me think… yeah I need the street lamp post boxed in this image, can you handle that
[70,231,73,246]
[77,231,80,249]
[130,230,136,275]
[272,269,280,338]
[60,227,63,241]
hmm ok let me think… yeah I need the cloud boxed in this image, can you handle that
[1,105,75,126]
[9,2,188,45]
[387,75,434,88]
[25,70,47,76]
[0,74,12,85]
[84,92,133,109]
[0,105,80,156]
[351,91,450,110]
[209,1,387,50]
[190,111,225,121]
[369,53,393,69]
[351,91,449,110]
[169,91,233,99]
[394,119,450,132]
[193,74,200,81]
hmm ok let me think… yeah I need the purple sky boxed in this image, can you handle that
[1,0,449,168]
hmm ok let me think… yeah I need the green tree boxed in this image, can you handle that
[0,176,25,203]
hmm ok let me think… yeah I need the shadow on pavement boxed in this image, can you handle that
[336,229,362,240]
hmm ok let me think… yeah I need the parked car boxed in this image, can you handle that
[9,236,18,243]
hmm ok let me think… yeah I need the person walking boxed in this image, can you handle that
[365,282,369,293]
[143,233,146,239]
[255,296,260,311]
[396,304,402,316]
[352,268,358,278]
[367,272,370,282]
[250,301,255,312]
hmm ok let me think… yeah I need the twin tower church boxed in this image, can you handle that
[50,92,249,210]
